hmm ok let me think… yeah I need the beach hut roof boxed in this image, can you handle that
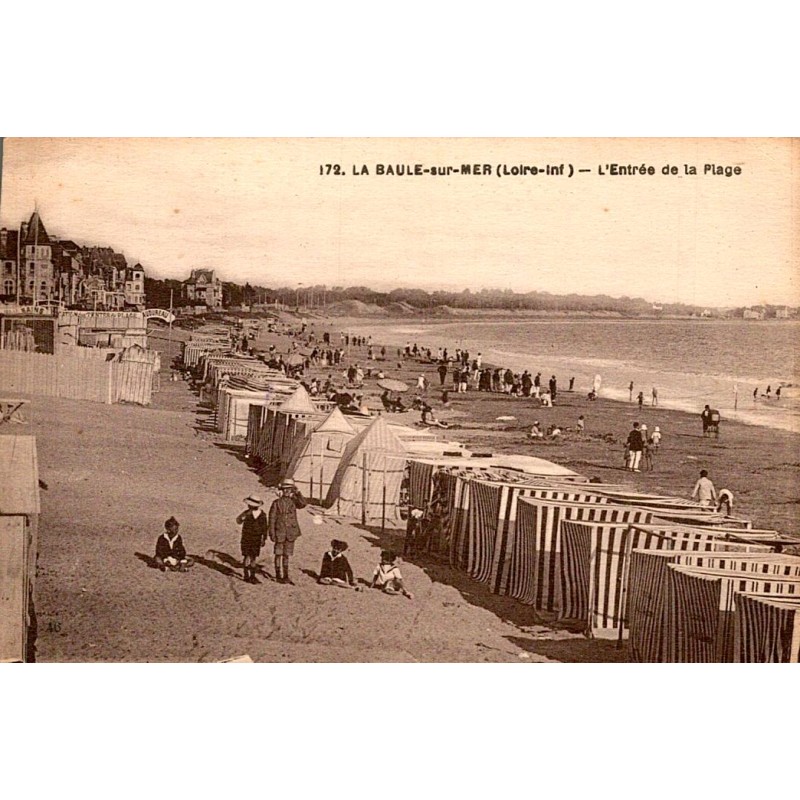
[347,415,407,454]
[490,453,581,477]
[315,406,356,435]
[279,384,316,414]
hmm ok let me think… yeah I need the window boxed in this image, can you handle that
[4,279,13,294]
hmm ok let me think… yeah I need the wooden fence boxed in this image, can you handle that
[0,350,155,405]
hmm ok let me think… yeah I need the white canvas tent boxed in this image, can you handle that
[324,416,408,526]
[284,407,357,502]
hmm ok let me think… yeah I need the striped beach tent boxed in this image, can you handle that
[513,499,657,612]
[248,386,326,469]
[665,563,800,662]
[626,544,789,662]
[558,521,676,637]
[324,416,408,527]
[409,463,531,559]
[734,594,800,663]
[591,489,753,528]
[626,523,783,551]
[283,407,356,502]
[561,522,792,642]
[468,480,609,593]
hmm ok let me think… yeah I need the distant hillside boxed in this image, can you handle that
[324,299,388,317]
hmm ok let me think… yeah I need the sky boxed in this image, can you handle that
[0,137,797,308]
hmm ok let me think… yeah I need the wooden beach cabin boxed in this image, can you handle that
[0,435,40,662]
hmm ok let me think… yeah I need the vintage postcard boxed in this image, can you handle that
[1,137,798,664]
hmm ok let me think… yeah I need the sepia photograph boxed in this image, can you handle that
[1,136,798,665]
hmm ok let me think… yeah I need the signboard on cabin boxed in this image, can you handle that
[143,308,176,324]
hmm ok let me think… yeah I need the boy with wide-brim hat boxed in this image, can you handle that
[236,494,268,583]
[267,479,307,584]
[318,539,358,588]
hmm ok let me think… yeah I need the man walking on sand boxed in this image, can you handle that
[692,469,718,507]
[268,479,307,584]
[626,422,644,472]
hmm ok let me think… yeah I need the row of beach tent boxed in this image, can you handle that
[186,338,800,662]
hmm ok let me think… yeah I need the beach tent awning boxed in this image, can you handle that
[314,406,357,435]
[279,384,317,414]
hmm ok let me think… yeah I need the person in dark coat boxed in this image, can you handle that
[268,479,307,584]
[237,494,269,583]
[549,375,557,401]
[154,517,194,572]
[626,422,644,472]
[318,540,357,588]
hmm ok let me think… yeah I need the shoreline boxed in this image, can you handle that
[253,318,799,532]
[323,316,799,435]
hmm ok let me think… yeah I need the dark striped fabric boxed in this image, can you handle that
[467,481,609,592]
[408,460,436,511]
[627,550,680,662]
[665,565,723,662]
[671,553,800,579]
[514,501,654,612]
[559,521,675,637]
[442,475,472,570]
[734,594,800,663]
[666,564,800,662]
[627,548,800,662]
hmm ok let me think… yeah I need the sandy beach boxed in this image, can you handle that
[22,320,799,663]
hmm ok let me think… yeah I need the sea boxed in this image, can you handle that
[344,318,800,433]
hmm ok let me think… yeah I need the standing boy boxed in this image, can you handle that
[237,495,268,584]
[268,479,307,584]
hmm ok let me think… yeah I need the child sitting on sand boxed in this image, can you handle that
[529,421,544,439]
[318,540,359,589]
[154,517,194,572]
[371,551,413,598]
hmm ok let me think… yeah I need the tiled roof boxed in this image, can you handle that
[190,268,216,283]
[23,212,50,245]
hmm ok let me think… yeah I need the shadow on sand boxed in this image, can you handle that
[353,524,544,629]
[504,634,628,663]
[351,524,633,661]
[203,549,276,582]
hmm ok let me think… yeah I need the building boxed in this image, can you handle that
[51,239,84,306]
[0,227,20,299]
[774,306,790,319]
[21,212,55,304]
[184,268,223,309]
[743,307,765,320]
[1,212,145,311]
[124,264,146,309]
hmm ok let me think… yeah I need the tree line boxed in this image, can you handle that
[143,277,793,317]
